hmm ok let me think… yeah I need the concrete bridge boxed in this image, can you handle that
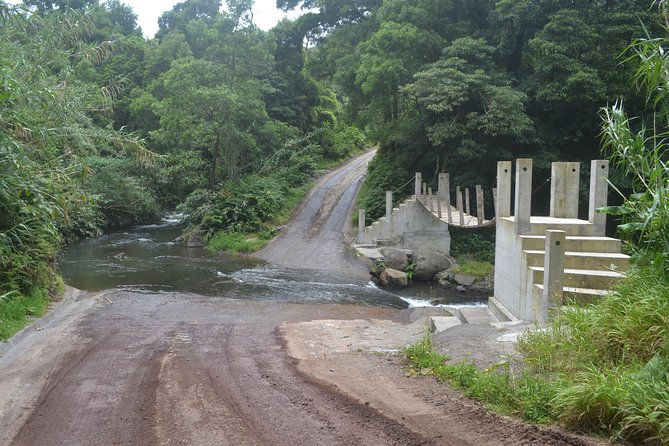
[356,172,493,253]
[356,158,630,324]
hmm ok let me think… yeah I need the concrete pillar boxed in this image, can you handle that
[589,159,609,235]
[496,161,512,218]
[514,159,533,234]
[456,186,464,226]
[358,209,366,243]
[550,162,580,218]
[385,191,392,219]
[422,182,427,195]
[464,187,471,216]
[476,185,484,226]
[540,230,566,324]
[438,173,448,196]
[414,173,422,197]
[428,187,432,196]
[492,188,498,217]
[446,197,453,224]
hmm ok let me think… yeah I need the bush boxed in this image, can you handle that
[87,157,162,229]
[0,288,49,340]
[208,231,267,253]
[517,261,669,443]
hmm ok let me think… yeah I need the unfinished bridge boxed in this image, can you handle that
[355,159,630,323]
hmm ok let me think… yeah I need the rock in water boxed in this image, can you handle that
[378,247,409,271]
[454,273,477,287]
[379,268,408,288]
[413,250,452,282]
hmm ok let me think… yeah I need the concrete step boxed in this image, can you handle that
[529,266,625,290]
[520,235,622,253]
[534,283,610,305]
[457,307,498,324]
[524,250,629,271]
[526,216,599,236]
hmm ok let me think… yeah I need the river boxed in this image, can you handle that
[58,216,486,311]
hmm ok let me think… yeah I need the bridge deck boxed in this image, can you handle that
[417,196,494,229]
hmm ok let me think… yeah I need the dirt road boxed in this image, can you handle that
[258,149,375,278]
[0,152,603,445]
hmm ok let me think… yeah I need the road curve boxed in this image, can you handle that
[259,150,375,278]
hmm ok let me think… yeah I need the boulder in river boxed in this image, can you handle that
[379,268,408,288]
[413,250,452,282]
[378,247,409,271]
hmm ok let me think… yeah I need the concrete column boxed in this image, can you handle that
[589,160,609,235]
[438,173,448,196]
[385,191,392,219]
[514,159,533,234]
[492,188,498,217]
[414,173,422,197]
[456,186,464,226]
[464,187,471,216]
[446,198,453,224]
[540,230,566,324]
[550,162,580,218]
[496,161,512,218]
[476,185,484,226]
[428,187,432,196]
[358,209,366,244]
[422,182,427,195]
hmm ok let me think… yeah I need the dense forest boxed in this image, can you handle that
[2,0,669,442]
[0,0,661,329]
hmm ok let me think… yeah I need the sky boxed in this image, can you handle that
[117,0,303,37]
[5,1,306,37]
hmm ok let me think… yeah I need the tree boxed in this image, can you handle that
[153,59,269,188]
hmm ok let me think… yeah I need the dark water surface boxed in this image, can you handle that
[58,218,484,310]
[57,218,409,308]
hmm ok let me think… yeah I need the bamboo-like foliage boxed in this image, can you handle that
[0,6,156,295]
[600,0,669,264]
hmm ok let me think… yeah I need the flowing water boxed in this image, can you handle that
[58,217,486,310]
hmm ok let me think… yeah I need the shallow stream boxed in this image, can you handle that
[58,217,486,311]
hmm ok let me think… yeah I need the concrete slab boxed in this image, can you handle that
[355,247,383,261]
[432,316,461,332]
[458,307,497,325]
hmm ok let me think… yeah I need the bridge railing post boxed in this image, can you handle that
[539,230,566,324]
[414,173,422,197]
[514,159,533,234]
[496,161,512,218]
[476,185,484,226]
[589,160,609,235]
[550,162,580,218]
[438,173,448,196]
[385,191,392,219]
[456,186,464,226]
[465,187,471,216]
[358,209,366,244]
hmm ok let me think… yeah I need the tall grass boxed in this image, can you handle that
[0,289,49,340]
[517,261,669,444]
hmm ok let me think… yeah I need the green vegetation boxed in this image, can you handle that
[404,335,556,424]
[208,232,266,254]
[405,4,669,443]
[450,261,494,280]
[0,289,50,340]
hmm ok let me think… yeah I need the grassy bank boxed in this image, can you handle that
[404,261,669,444]
[0,286,57,341]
